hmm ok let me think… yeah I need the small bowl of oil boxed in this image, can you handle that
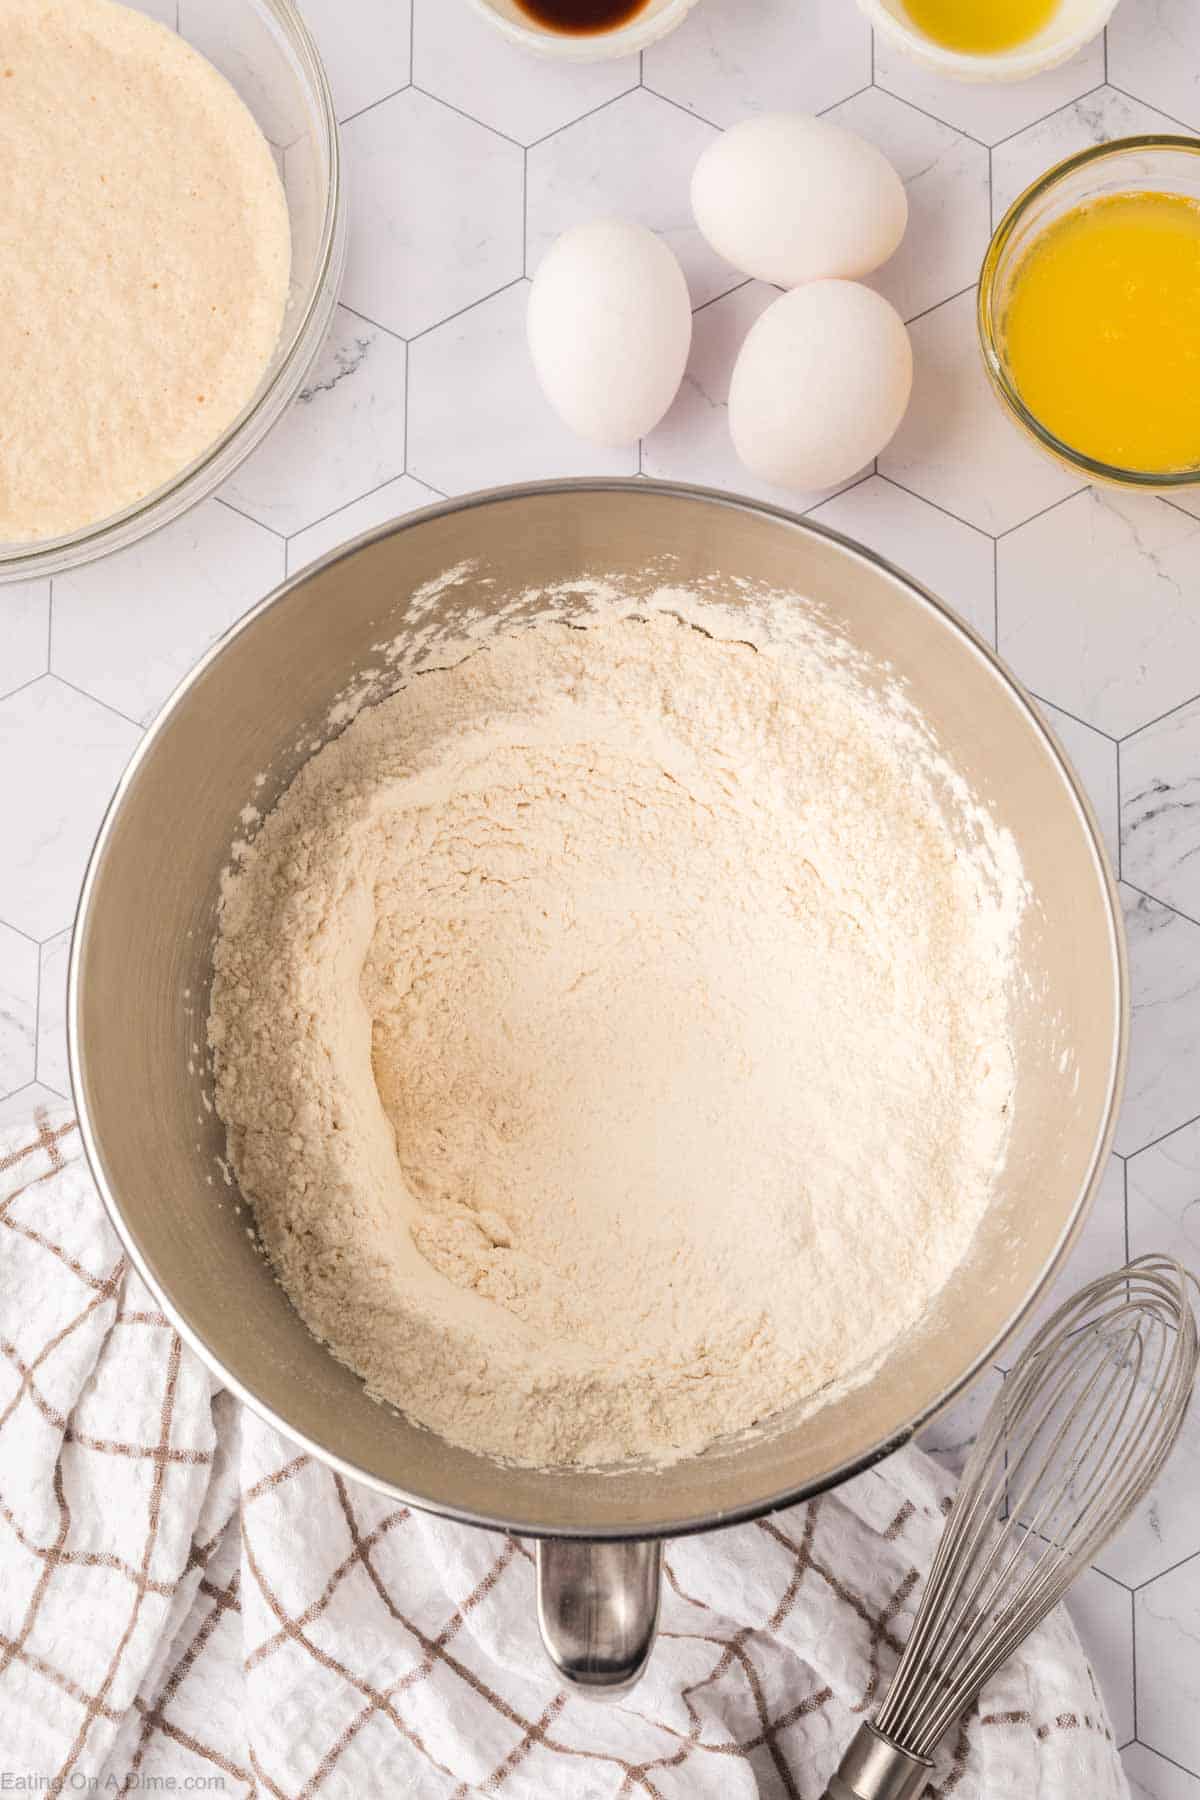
[469,0,701,60]
[979,137,1200,490]
[856,0,1117,82]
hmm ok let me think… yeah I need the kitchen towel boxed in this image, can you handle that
[0,1102,1129,1799]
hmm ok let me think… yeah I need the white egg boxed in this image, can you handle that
[527,219,692,448]
[692,113,907,289]
[729,281,912,492]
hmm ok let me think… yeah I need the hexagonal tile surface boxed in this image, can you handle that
[287,474,443,576]
[875,29,1105,146]
[1038,699,1120,871]
[1092,1353,1200,1586]
[1127,1116,1200,1271]
[879,289,1081,535]
[52,500,283,728]
[999,491,1200,738]
[1125,1744,1200,1798]
[2,583,49,700]
[1123,695,1200,924]
[413,0,636,144]
[992,86,1184,225]
[642,282,867,509]
[341,89,523,338]
[222,308,408,535]
[0,679,140,941]
[408,282,635,495]
[301,0,412,123]
[643,0,870,127]
[526,89,730,305]
[0,923,38,1099]
[1118,886,1200,1158]
[37,927,69,1099]
[1068,1568,1135,1748]
[1136,1556,1200,1777]
[1110,0,1200,132]
[826,88,990,324]
[0,1081,65,1131]
[808,474,995,646]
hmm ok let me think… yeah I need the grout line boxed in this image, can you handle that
[1122,1155,1130,1264]
[871,81,990,149]
[1129,1585,1137,1744]
[992,535,999,650]
[51,674,143,734]
[405,275,526,347]
[0,671,52,711]
[1027,691,1120,744]
[817,83,873,117]
[45,576,54,677]
[903,281,977,330]
[525,84,642,151]
[1124,1106,1200,1163]
[1106,81,1200,138]
[338,81,410,130]
[988,81,1108,154]
[1120,877,1200,933]
[408,83,524,147]
[213,495,286,542]
[1157,495,1200,529]
[1120,686,1200,744]
[32,941,42,1087]
[402,340,410,475]
[522,147,528,279]
[1,920,39,949]
[1103,25,1108,82]
[995,483,1090,539]
[870,25,875,83]
[640,84,723,134]
[337,303,407,346]
[1116,735,1123,879]
[1134,1743,1200,1783]
[874,470,995,539]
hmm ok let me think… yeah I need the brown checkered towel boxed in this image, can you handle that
[0,1104,1128,1798]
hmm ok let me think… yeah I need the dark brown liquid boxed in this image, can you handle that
[514,0,651,33]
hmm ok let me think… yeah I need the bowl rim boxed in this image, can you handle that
[855,0,1118,82]
[68,476,1130,1541]
[0,0,345,582]
[979,134,1200,489]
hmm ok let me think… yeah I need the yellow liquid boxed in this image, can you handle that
[903,0,1058,53]
[1001,192,1200,475]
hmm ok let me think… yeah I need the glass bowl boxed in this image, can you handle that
[855,0,1117,83]
[979,136,1200,490]
[0,0,345,583]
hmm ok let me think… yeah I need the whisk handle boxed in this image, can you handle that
[821,1723,932,1800]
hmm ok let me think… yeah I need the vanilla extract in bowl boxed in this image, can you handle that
[514,0,650,31]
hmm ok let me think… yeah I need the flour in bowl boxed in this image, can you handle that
[0,0,290,541]
[208,603,1025,1469]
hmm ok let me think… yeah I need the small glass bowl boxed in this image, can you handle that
[855,0,1117,83]
[0,0,345,583]
[978,136,1200,491]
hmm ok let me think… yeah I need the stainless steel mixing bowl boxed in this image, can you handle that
[69,480,1127,1692]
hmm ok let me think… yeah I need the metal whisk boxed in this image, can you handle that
[822,1254,1199,1800]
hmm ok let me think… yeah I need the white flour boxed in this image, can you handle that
[208,600,1026,1469]
[0,0,289,541]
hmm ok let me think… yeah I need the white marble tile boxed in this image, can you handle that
[879,289,1081,535]
[287,475,443,576]
[526,88,731,307]
[0,678,140,941]
[642,282,866,508]
[341,89,523,339]
[1125,1741,1200,1798]
[1136,1556,1200,1778]
[1117,886,1200,1158]
[998,491,1200,739]
[1123,697,1200,924]
[642,0,871,127]
[992,86,1184,225]
[0,1081,68,1131]
[301,0,411,123]
[1127,1116,1200,1271]
[1,582,49,699]
[407,281,635,495]
[222,309,407,535]
[0,923,38,1098]
[1037,698,1120,872]
[875,32,1105,146]
[36,927,70,1099]
[995,1155,1128,1369]
[918,1364,1003,1479]
[52,500,283,728]
[413,0,636,144]
[1092,1345,1200,1586]
[810,474,996,645]
[826,88,990,324]
[1067,1567,1135,1747]
[1109,0,1200,132]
